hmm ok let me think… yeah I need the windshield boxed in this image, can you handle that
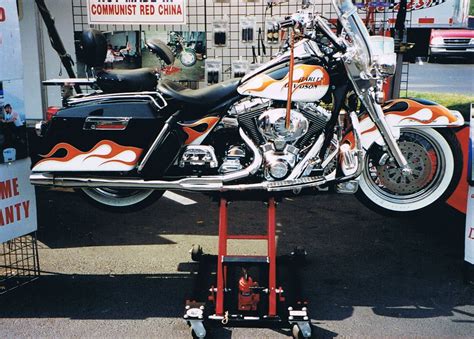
[331,0,373,74]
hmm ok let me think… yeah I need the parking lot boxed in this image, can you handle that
[408,61,474,95]
[0,188,472,337]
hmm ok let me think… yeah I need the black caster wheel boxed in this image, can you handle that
[191,244,203,262]
[292,323,312,338]
[191,325,210,338]
[292,324,303,339]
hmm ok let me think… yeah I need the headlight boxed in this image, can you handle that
[370,36,396,77]
[430,37,444,45]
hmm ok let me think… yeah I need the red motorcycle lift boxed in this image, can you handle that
[184,196,312,338]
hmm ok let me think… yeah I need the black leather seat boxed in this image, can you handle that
[158,78,241,110]
[96,68,158,93]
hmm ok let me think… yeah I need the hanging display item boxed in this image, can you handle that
[213,17,229,47]
[231,60,250,78]
[265,18,280,44]
[205,59,222,85]
[240,16,256,44]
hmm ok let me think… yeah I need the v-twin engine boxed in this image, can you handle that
[227,98,331,180]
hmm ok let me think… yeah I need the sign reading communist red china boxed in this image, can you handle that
[87,0,186,25]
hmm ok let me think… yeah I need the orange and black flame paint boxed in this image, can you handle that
[36,140,143,167]
[179,117,220,145]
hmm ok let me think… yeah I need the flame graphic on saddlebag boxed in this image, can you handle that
[32,140,143,172]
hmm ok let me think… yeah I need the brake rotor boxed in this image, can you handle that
[376,141,435,195]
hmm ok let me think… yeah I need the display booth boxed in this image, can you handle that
[1,0,472,337]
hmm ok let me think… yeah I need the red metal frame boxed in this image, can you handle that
[214,197,278,317]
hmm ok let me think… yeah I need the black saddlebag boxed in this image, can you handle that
[32,97,175,175]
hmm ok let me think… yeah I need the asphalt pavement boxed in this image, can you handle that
[408,61,474,95]
[0,188,472,338]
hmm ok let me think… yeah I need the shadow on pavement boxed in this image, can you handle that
[11,188,471,337]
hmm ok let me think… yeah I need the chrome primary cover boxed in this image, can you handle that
[257,108,309,143]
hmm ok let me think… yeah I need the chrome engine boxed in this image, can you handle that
[219,98,332,180]
[257,108,309,148]
[219,145,245,174]
[261,143,299,180]
[179,145,218,168]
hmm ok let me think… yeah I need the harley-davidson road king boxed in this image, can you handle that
[30,0,464,216]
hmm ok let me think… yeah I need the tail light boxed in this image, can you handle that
[46,106,60,121]
[36,106,60,137]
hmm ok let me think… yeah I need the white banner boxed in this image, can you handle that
[87,0,187,25]
[0,158,37,243]
[466,187,474,264]
[466,105,474,265]
[0,0,23,80]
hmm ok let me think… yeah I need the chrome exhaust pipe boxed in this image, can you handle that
[30,172,327,192]
[30,173,225,191]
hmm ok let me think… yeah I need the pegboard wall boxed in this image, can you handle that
[72,0,410,91]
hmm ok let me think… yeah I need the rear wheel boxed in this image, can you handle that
[356,128,462,216]
[78,188,164,212]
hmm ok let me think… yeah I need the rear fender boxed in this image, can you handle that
[343,98,464,150]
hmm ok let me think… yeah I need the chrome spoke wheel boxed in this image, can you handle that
[369,136,442,201]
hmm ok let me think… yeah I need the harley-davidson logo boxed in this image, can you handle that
[284,75,325,90]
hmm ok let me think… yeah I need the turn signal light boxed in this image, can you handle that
[46,106,60,121]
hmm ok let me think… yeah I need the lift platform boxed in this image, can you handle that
[184,196,312,338]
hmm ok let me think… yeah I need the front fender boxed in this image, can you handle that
[382,98,464,128]
[343,98,464,150]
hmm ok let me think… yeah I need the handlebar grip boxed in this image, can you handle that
[278,19,296,29]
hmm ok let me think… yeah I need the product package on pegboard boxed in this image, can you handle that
[0,233,40,295]
[205,59,222,85]
[212,17,229,48]
[232,59,250,78]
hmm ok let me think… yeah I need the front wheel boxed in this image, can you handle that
[356,128,462,216]
[78,188,164,212]
[179,49,197,67]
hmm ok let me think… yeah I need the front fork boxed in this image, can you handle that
[358,89,411,173]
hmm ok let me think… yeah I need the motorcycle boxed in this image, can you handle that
[167,32,200,67]
[30,0,464,215]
